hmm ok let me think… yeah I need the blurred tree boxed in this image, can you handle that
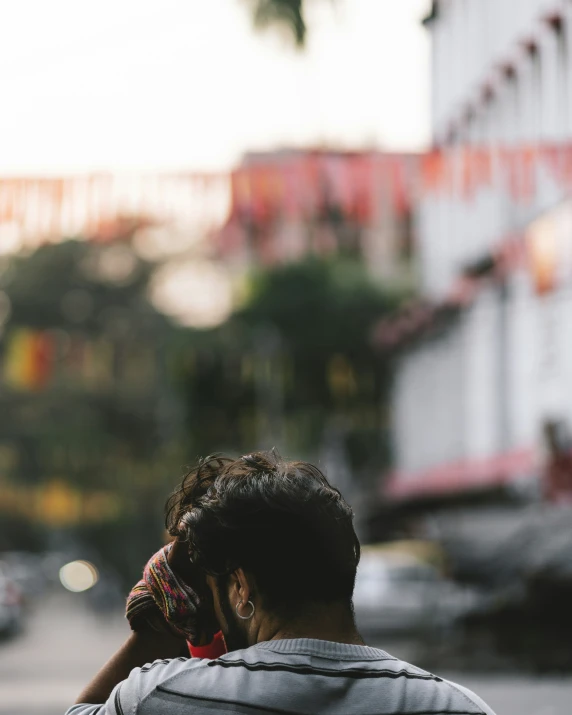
[0,239,185,586]
[176,257,406,492]
[3,239,157,335]
[0,241,404,575]
[1,240,173,474]
[246,0,307,46]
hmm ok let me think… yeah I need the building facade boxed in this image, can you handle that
[388,0,572,500]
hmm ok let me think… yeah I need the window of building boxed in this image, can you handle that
[505,68,520,143]
[555,17,568,135]
[528,43,542,142]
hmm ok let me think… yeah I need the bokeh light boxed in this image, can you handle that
[59,560,99,593]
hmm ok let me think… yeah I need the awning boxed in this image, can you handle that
[384,447,537,502]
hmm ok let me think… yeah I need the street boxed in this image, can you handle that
[0,593,571,715]
[0,593,128,715]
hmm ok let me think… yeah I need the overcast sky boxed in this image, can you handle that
[0,0,431,174]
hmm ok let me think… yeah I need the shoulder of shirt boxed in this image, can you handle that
[442,678,497,715]
[119,649,496,715]
[117,656,209,710]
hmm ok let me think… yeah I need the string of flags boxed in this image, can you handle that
[225,145,572,228]
[372,236,530,353]
[419,144,572,201]
[226,152,417,227]
[0,328,157,393]
[0,146,569,253]
[0,173,230,252]
[215,145,572,262]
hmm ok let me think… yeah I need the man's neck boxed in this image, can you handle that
[260,603,365,647]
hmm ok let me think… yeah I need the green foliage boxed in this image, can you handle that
[177,257,405,476]
[0,241,404,577]
[239,257,398,361]
[0,240,184,582]
[0,240,176,480]
[2,240,162,335]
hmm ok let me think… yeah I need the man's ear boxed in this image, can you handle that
[233,568,252,606]
[226,571,241,606]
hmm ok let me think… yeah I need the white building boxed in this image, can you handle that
[388,0,572,500]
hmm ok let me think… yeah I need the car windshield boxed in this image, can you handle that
[357,557,438,584]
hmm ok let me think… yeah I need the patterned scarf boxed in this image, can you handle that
[125,542,217,646]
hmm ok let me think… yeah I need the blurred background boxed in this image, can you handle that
[1,1,572,713]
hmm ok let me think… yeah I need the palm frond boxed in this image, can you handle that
[249,0,306,46]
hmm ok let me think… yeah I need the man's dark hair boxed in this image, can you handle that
[165,449,360,617]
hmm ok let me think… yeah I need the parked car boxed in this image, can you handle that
[0,561,24,636]
[353,543,478,637]
[0,551,46,602]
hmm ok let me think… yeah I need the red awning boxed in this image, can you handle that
[384,447,537,501]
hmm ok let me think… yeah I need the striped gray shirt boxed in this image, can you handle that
[66,639,496,715]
